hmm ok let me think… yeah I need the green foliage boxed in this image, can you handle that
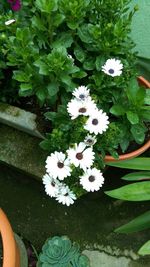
[37,236,90,267]
[115,210,150,234]
[105,181,150,201]
[105,156,150,255]
[0,0,149,158]
[138,240,150,256]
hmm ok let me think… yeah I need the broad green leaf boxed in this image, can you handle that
[110,105,126,116]
[115,211,150,234]
[105,181,150,201]
[13,71,30,82]
[51,33,73,49]
[131,124,146,144]
[121,171,150,181]
[138,240,150,256]
[126,78,139,104]
[126,111,139,124]
[47,82,59,96]
[35,0,58,13]
[34,60,49,75]
[106,158,150,170]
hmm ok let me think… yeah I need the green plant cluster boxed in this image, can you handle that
[37,236,90,267]
[0,0,149,157]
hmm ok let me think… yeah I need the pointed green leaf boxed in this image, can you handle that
[105,181,150,201]
[115,211,150,234]
[121,171,150,181]
[138,240,150,256]
[106,158,150,170]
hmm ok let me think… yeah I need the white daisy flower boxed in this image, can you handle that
[84,109,109,135]
[45,151,72,180]
[80,168,104,192]
[84,134,97,146]
[67,142,95,171]
[5,19,16,26]
[67,98,97,120]
[43,174,60,197]
[56,185,76,206]
[72,86,90,101]
[102,58,123,77]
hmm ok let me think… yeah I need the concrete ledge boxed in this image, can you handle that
[0,124,47,180]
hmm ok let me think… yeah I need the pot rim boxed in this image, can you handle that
[105,76,150,162]
[0,208,20,267]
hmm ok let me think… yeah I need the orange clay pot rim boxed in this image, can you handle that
[0,208,20,267]
[105,76,150,162]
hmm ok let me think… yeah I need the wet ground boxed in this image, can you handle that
[0,163,150,266]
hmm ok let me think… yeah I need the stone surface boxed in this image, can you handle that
[0,124,46,180]
[0,102,44,139]
[83,249,149,267]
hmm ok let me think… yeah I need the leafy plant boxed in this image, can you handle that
[105,157,150,255]
[37,236,90,267]
[1,1,150,204]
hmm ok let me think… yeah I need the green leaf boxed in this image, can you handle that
[83,57,95,70]
[95,56,105,71]
[44,112,57,121]
[47,82,59,96]
[126,111,139,124]
[51,33,73,49]
[67,21,79,30]
[106,158,150,170]
[74,46,86,63]
[36,89,46,102]
[121,171,150,181]
[110,105,126,116]
[131,124,146,144]
[144,90,150,105]
[138,240,150,256]
[115,211,150,234]
[126,78,139,104]
[72,71,87,78]
[34,60,49,75]
[35,0,58,13]
[53,14,65,27]
[105,181,150,201]
[78,25,93,44]
[13,71,30,82]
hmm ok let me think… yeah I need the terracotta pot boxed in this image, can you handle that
[0,208,20,267]
[105,76,150,162]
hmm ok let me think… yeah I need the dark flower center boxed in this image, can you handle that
[51,181,55,187]
[108,68,114,74]
[89,175,95,182]
[87,138,93,144]
[92,119,98,125]
[76,152,83,160]
[79,107,86,113]
[57,161,64,168]
[64,193,69,196]
[79,94,85,100]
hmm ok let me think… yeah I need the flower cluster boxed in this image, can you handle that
[7,0,21,11]
[43,58,123,206]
